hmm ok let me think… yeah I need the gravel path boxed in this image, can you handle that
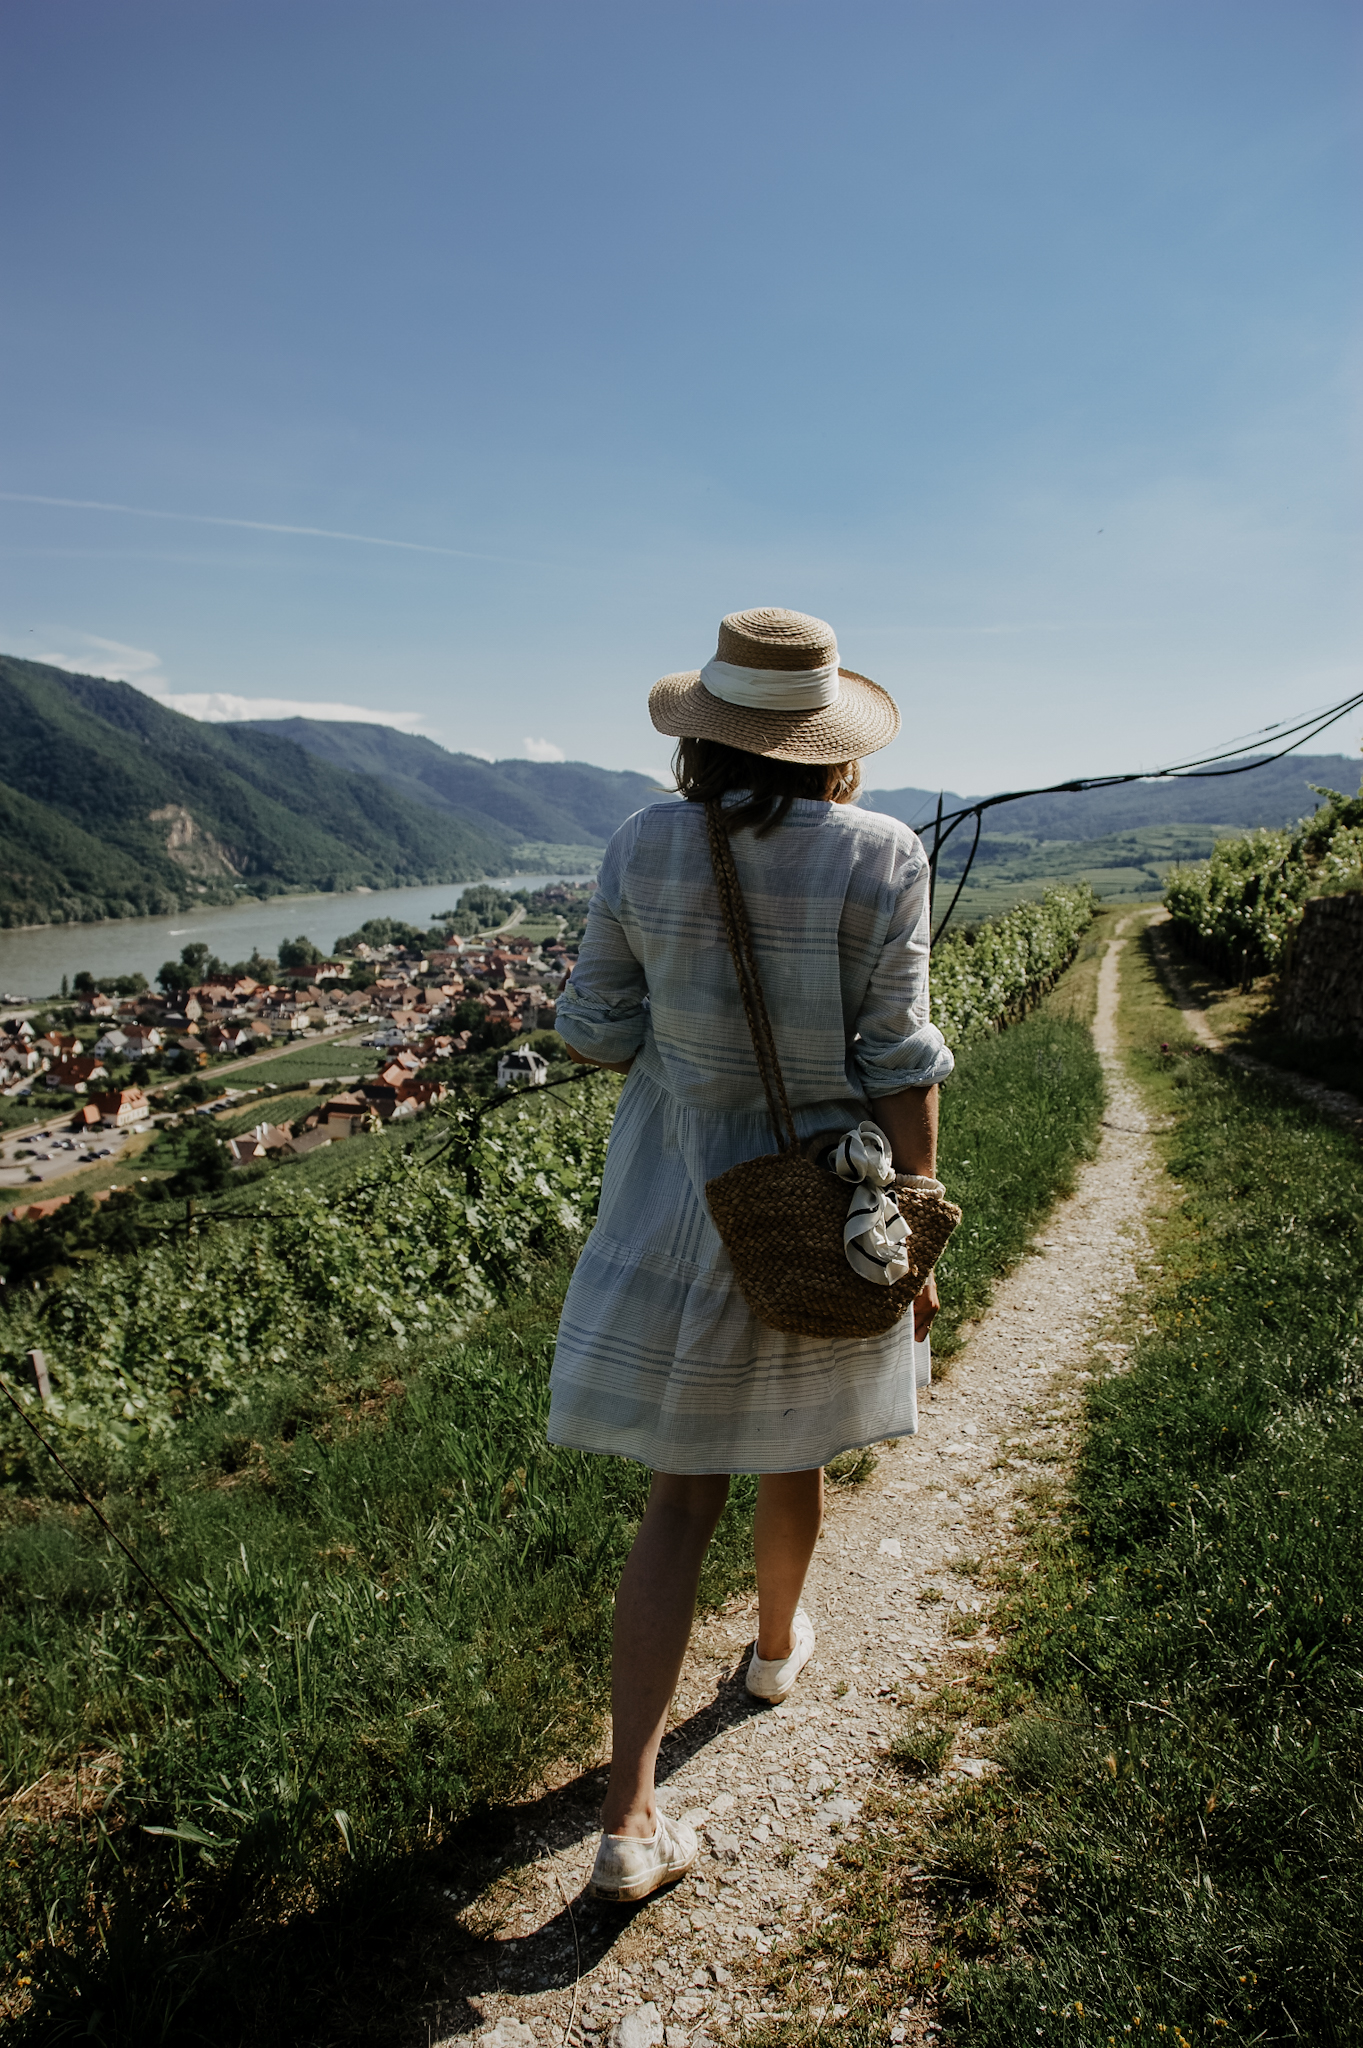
[419,926,1164,2048]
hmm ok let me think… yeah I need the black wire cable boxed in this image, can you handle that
[926,684,1363,943]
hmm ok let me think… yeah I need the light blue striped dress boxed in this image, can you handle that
[548,796,955,1475]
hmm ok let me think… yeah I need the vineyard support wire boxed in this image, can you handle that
[0,1375,242,1700]
[925,683,1363,942]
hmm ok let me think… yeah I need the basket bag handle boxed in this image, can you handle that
[704,798,801,1154]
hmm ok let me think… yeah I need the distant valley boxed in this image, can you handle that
[1,650,1356,931]
[0,657,662,929]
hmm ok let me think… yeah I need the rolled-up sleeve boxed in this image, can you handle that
[555,820,650,1065]
[852,841,956,1098]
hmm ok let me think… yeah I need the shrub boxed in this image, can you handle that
[931,885,1095,1047]
[1165,779,1363,978]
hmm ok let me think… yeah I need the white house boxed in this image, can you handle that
[496,1047,550,1089]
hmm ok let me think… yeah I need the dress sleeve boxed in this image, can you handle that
[554,815,650,1065]
[852,837,956,1098]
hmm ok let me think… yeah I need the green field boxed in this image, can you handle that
[237,1039,382,1087]
[0,987,1106,2040]
[931,824,1239,928]
[506,842,604,871]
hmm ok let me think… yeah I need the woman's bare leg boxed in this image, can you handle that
[754,1468,824,1661]
[600,1471,730,1839]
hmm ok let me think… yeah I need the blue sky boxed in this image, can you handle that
[1,0,1359,793]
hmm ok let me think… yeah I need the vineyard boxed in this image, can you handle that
[1164,778,1363,979]
[929,882,1094,1045]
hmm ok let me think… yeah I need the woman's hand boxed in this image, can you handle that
[913,1271,940,1341]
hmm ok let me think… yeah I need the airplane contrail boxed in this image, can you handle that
[0,491,541,566]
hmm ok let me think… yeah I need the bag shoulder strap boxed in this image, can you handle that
[705,800,800,1154]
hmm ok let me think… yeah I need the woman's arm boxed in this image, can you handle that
[566,1042,636,1076]
[873,1083,940,1340]
[554,821,650,1070]
[868,1081,937,1179]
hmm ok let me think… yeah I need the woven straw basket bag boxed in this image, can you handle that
[701,802,962,1341]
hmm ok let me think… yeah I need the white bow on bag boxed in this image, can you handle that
[828,1121,913,1287]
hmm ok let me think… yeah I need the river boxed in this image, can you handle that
[0,871,598,1001]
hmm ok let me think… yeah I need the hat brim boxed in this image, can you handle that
[648,668,900,764]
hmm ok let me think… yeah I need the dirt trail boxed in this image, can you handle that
[421,925,1164,2048]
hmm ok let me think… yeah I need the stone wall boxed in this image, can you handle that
[1279,890,1363,1041]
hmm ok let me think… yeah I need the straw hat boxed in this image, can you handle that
[648,607,900,764]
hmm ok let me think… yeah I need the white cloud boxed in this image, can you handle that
[521,736,566,762]
[158,692,425,729]
[36,632,164,684]
[27,628,424,729]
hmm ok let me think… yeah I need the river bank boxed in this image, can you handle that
[0,869,597,1000]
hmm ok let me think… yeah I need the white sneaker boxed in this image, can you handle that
[745,1606,816,1703]
[587,1813,698,1903]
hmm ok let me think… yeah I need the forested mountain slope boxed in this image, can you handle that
[245,718,669,846]
[0,657,515,927]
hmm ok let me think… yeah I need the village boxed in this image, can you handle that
[0,886,590,1216]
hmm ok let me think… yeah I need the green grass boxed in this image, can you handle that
[236,1039,380,1087]
[0,1267,753,2043]
[0,1097,54,1137]
[932,1007,1106,1357]
[0,963,1108,2042]
[929,920,1363,2043]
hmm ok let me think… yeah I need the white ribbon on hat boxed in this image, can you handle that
[700,656,841,712]
[828,1120,913,1287]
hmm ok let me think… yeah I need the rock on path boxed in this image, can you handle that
[422,929,1163,2048]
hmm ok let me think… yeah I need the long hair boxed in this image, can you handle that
[672,738,862,837]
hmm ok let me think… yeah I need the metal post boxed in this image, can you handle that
[27,1348,52,1407]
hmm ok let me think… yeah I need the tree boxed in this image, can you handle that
[332,917,428,954]
[158,942,217,995]
[473,1017,516,1053]
[169,1121,230,1196]
[460,885,515,928]
[279,934,324,970]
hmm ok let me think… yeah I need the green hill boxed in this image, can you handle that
[866,752,1362,923]
[866,752,1361,841]
[244,718,669,846]
[0,657,517,927]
